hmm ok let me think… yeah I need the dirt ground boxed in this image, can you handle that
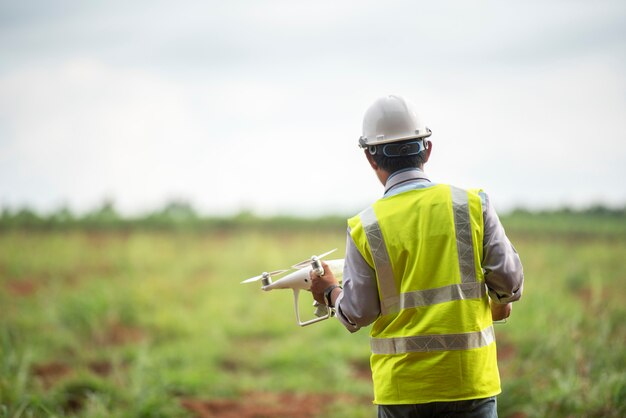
[180,392,364,418]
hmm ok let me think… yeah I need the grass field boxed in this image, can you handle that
[1,219,625,417]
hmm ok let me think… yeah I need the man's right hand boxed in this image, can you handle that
[491,302,512,321]
[310,261,339,305]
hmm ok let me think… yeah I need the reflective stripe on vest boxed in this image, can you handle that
[371,325,495,355]
[361,206,397,315]
[361,185,483,317]
[451,186,478,284]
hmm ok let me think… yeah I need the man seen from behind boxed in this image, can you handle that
[311,95,524,418]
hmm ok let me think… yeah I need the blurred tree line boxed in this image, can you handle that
[1,200,625,235]
[0,200,348,232]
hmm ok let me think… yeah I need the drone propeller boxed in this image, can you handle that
[291,248,337,270]
[240,269,288,284]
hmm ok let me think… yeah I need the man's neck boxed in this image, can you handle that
[384,167,429,194]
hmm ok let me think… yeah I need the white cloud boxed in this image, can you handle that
[0,59,203,212]
[1,1,625,215]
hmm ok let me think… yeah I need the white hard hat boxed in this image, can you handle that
[358,95,431,148]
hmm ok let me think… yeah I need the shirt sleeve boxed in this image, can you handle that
[480,192,524,304]
[334,228,381,332]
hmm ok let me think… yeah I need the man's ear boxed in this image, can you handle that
[423,140,433,163]
[365,149,378,170]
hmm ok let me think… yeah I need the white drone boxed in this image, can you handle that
[241,249,344,326]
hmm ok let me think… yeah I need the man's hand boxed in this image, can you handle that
[491,301,512,321]
[310,261,339,304]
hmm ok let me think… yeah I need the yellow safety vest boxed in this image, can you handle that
[348,184,500,404]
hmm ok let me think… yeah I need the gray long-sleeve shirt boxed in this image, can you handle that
[334,168,524,332]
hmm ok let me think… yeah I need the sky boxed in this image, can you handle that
[1,0,625,216]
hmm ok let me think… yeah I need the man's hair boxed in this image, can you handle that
[369,139,428,174]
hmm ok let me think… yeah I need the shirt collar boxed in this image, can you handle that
[384,168,431,195]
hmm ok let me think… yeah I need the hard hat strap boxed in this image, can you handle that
[378,140,426,157]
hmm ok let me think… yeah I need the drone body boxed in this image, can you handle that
[262,258,344,291]
[241,249,344,326]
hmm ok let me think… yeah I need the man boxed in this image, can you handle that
[310,95,524,417]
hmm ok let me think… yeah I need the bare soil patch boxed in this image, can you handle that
[497,339,516,361]
[94,322,146,346]
[88,360,113,377]
[219,358,242,373]
[575,285,613,312]
[32,361,72,389]
[32,359,116,388]
[7,279,39,296]
[349,359,372,382]
[181,392,355,418]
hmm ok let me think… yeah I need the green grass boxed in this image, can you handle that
[1,223,625,417]
[496,235,626,417]
[501,209,626,238]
